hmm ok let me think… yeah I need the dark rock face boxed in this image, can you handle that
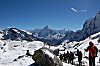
[32,49,47,66]
[32,48,63,66]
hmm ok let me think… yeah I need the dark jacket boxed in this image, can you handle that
[76,51,82,61]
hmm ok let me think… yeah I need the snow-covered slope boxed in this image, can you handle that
[0,31,100,66]
[62,32,100,66]
[0,40,44,66]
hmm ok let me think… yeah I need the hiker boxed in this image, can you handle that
[85,41,98,66]
[76,49,82,65]
[68,51,72,64]
[66,51,69,63]
[68,51,71,63]
[59,53,63,61]
[70,51,74,65]
[63,52,67,62]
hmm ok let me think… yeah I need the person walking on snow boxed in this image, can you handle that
[66,51,69,63]
[59,53,63,61]
[76,49,82,66]
[70,51,74,65]
[85,41,98,66]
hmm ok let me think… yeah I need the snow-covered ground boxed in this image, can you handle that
[0,40,43,66]
[0,32,100,66]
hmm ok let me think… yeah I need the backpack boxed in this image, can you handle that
[92,46,98,57]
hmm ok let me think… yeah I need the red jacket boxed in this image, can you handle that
[86,45,98,57]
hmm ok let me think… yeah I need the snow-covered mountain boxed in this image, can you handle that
[38,26,57,38]
[63,10,100,42]
[82,10,100,36]
[31,25,66,39]
[2,27,35,41]
[30,26,66,45]
[30,10,100,44]
[0,10,100,45]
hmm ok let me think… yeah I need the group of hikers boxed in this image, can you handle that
[59,41,98,66]
[59,51,74,64]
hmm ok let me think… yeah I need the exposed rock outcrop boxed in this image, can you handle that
[32,48,63,66]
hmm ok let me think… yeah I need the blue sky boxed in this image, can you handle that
[0,0,100,31]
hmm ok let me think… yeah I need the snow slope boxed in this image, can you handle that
[0,32,100,66]
[62,32,100,66]
[0,40,43,66]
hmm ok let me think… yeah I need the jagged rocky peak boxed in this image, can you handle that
[83,10,100,34]
[94,10,100,21]
[43,25,50,30]
[83,18,95,30]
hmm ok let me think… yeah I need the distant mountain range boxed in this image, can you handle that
[2,28,35,41]
[0,10,100,45]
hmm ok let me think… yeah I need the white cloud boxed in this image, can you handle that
[70,8,87,13]
[81,9,87,12]
[70,8,79,13]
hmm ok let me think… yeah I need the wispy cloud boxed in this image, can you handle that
[81,9,86,12]
[70,8,79,13]
[70,7,86,13]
